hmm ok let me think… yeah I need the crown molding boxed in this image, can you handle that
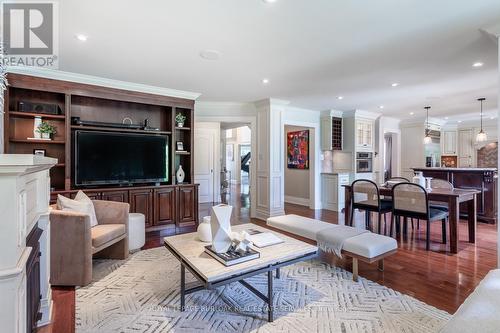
[7,66,202,101]
[342,109,381,120]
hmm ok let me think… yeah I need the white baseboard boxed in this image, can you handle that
[284,195,310,207]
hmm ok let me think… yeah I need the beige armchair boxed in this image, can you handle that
[50,200,129,286]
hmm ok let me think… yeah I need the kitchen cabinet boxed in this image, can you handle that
[320,116,342,151]
[458,129,473,167]
[321,173,350,212]
[101,190,129,203]
[355,119,374,150]
[441,130,457,155]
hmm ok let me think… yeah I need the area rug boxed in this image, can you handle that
[76,247,450,332]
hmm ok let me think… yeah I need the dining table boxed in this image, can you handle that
[343,185,480,254]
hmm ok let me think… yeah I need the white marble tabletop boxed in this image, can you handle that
[164,223,318,282]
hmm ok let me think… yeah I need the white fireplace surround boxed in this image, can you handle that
[0,154,57,333]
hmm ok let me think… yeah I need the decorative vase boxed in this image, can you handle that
[33,116,42,139]
[177,122,184,128]
[197,216,212,242]
[41,132,51,140]
[210,204,233,253]
[176,165,185,183]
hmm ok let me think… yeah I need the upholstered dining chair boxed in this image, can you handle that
[430,178,454,211]
[391,182,448,251]
[350,179,392,234]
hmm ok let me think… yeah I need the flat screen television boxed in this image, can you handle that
[75,130,168,186]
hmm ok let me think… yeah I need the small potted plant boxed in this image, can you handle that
[175,113,187,128]
[36,121,57,140]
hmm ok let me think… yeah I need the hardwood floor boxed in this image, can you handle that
[40,184,497,332]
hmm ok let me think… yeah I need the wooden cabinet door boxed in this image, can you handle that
[154,187,175,226]
[177,185,198,228]
[129,189,153,227]
[71,191,101,200]
[458,129,473,167]
[320,116,332,151]
[442,131,457,155]
[101,190,129,203]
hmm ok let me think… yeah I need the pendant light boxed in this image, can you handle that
[423,106,432,144]
[476,97,487,142]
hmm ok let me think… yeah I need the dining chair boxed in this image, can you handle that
[388,177,410,182]
[430,178,454,211]
[382,176,413,230]
[391,182,448,251]
[350,179,391,234]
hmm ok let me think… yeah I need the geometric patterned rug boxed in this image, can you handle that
[76,247,451,333]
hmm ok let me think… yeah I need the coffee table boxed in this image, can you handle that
[163,223,318,322]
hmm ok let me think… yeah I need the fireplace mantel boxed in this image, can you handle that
[0,154,57,333]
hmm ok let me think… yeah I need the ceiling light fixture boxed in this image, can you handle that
[476,97,487,142]
[262,78,270,85]
[410,112,414,115]
[75,34,88,41]
[472,62,484,68]
[378,105,384,109]
[199,49,220,60]
[391,83,399,87]
[337,96,344,100]
[262,0,278,3]
[445,117,449,120]
[423,106,432,145]
[458,120,462,123]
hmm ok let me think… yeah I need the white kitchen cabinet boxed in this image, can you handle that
[458,129,473,167]
[321,173,349,212]
[442,130,457,155]
[321,116,332,151]
[355,119,374,150]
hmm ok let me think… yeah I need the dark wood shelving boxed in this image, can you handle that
[70,125,171,135]
[175,127,191,131]
[9,111,66,120]
[175,151,191,155]
[55,163,65,167]
[10,138,66,144]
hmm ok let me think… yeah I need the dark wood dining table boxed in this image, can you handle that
[343,185,480,254]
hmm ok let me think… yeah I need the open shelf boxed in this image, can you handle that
[71,125,171,135]
[10,139,66,144]
[175,127,191,131]
[9,111,66,120]
[175,151,191,155]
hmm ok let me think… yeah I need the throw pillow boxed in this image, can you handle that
[57,191,99,227]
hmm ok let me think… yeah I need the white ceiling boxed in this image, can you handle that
[59,0,499,121]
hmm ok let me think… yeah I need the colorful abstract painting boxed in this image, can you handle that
[287,130,309,169]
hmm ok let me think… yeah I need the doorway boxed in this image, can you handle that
[383,132,400,181]
[220,124,251,208]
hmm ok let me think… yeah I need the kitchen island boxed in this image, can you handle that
[412,167,497,224]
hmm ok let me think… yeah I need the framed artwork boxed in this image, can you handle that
[176,141,184,151]
[33,149,46,156]
[287,130,309,169]
[226,144,234,161]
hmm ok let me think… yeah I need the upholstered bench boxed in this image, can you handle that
[267,214,397,281]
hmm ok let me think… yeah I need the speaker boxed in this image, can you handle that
[18,101,60,115]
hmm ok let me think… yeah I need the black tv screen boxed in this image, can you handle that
[75,131,168,186]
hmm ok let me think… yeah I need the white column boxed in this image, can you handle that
[254,99,287,219]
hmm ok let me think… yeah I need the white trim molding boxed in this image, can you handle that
[284,195,310,207]
[7,66,201,100]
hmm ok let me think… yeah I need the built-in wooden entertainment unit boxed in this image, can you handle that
[3,73,199,232]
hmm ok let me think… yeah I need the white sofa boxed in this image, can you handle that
[440,269,500,333]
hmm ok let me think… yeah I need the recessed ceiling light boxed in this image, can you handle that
[262,0,278,3]
[458,120,462,123]
[410,112,414,115]
[337,96,344,100]
[199,49,220,60]
[445,117,449,120]
[490,116,495,120]
[75,34,88,41]
[472,62,484,68]
[391,83,399,87]
[262,78,269,85]
[378,105,384,109]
